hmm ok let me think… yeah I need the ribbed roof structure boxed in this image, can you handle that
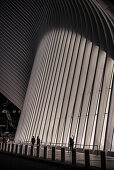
[0,0,113,109]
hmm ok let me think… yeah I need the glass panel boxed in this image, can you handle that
[46,30,65,143]
[100,114,108,150]
[95,57,113,149]
[62,34,81,144]
[81,116,88,148]
[51,30,69,143]
[90,115,97,149]
[56,31,76,143]
[70,36,86,139]
[66,118,72,146]
[74,117,80,148]
[111,130,114,152]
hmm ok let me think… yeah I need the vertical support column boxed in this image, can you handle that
[4,143,7,152]
[37,145,40,158]
[101,151,106,170]
[8,143,10,152]
[61,147,65,162]
[30,145,33,157]
[52,147,55,161]
[85,149,90,168]
[20,144,23,155]
[25,145,28,156]
[72,148,76,165]
[11,143,14,153]
[15,144,18,154]
[2,143,4,151]
[0,142,1,151]
[44,146,47,159]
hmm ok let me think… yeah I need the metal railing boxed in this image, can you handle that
[21,141,99,152]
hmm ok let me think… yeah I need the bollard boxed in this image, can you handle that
[0,143,1,150]
[44,146,47,159]
[61,147,65,162]
[25,145,28,156]
[0,142,3,151]
[11,143,14,153]
[15,144,18,154]
[30,145,34,157]
[0,143,2,151]
[85,149,90,168]
[4,143,7,152]
[2,143,4,151]
[101,151,106,170]
[52,147,55,161]
[72,148,76,165]
[8,143,10,152]
[20,145,23,155]
[37,145,40,158]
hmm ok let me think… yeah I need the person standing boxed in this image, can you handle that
[3,136,6,143]
[72,135,74,149]
[37,136,40,146]
[31,136,35,145]
[69,135,74,151]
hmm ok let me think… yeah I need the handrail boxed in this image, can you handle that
[19,141,99,154]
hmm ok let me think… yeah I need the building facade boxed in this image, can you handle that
[0,0,114,151]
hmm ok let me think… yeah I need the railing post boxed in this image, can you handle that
[72,148,76,165]
[4,143,7,152]
[61,147,65,162]
[30,145,33,157]
[25,145,28,156]
[11,143,14,153]
[37,145,40,158]
[2,143,4,151]
[85,149,90,168]
[44,146,47,159]
[101,151,106,170]
[52,147,55,161]
[15,144,18,154]
[20,144,23,155]
[8,143,10,152]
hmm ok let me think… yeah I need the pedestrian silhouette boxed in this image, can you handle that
[31,136,35,145]
[37,136,40,146]
[3,136,6,143]
[69,135,74,151]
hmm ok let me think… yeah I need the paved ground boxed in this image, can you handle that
[1,143,114,170]
[0,152,100,170]
[0,153,67,170]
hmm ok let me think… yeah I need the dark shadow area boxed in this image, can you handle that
[0,93,21,141]
[0,153,77,170]
[0,152,101,170]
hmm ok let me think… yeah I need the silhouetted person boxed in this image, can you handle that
[37,136,40,146]
[69,135,74,151]
[6,137,9,143]
[3,137,6,143]
[31,136,35,145]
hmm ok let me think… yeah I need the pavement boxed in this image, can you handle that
[1,143,114,170]
[0,152,67,170]
[0,152,100,170]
